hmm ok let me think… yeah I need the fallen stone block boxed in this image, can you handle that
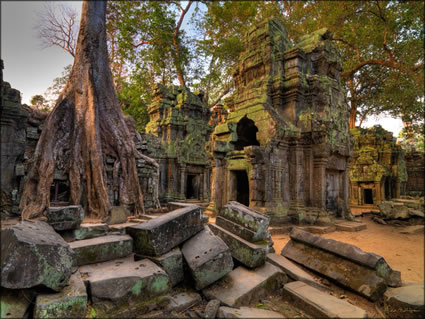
[127,205,203,256]
[218,306,285,318]
[109,222,142,234]
[203,262,287,307]
[104,206,130,225]
[298,225,336,234]
[384,284,424,319]
[282,237,387,300]
[287,228,400,287]
[219,202,270,241]
[69,234,133,266]
[204,299,221,319]
[266,253,328,291]
[209,223,268,268]
[283,281,367,318]
[334,220,367,232]
[216,216,268,242]
[399,225,424,235]
[80,255,170,318]
[0,288,36,319]
[1,221,75,291]
[182,226,233,290]
[165,291,202,312]
[135,247,184,287]
[62,223,109,241]
[408,209,424,218]
[47,205,84,231]
[34,272,88,318]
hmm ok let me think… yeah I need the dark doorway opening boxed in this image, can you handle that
[186,174,199,199]
[234,116,260,150]
[50,180,70,203]
[364,189,373,204]
[235,170,249,206]
[385,179,390,199]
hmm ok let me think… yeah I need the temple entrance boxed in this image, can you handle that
[234,116,260,150]
[234,170,249,206]
[186,174,200,199]
[364,188,373,204]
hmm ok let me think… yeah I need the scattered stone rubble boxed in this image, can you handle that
[1,202,424,318]
[373,197,425,226]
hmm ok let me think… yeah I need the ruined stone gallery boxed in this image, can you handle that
[1,5,424,319]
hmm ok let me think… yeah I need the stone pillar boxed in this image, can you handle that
[313,157,328,209]
[208,156,225,215]
[179,164,186,200]
[303,145,313,206]
[289,142,305,207]
[374,181,381,204]
[342,163,351,217]
[279,142,290,202]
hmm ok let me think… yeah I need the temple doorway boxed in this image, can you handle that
[233,170,249,206]
[186,174,200,199]
[364,188,373,204]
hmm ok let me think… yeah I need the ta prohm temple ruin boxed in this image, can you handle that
[208,18,352,223]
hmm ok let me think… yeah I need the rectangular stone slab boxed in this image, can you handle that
[126,205,203,256]
[69,234,133,266]
[79,255,170,318]
[209,223,267,268]
[64,223,109,241]
[34,272,88,318]
[288,228,399,286]
[202,263,287,307]
[283,281,367,318]
[219,202,269,239]
[47,206,84,231]
[266,253,328,292]
[135,247,184,287]
[334,221,367,232]
[281,239,387,301]
[182,226,233,290]
[215,216,259,242]
[218,306,285,318]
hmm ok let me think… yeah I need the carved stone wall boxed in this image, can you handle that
[349,126,407,206]
[208,18,352,223]
[404,151,424,197]
[144,85,212,202]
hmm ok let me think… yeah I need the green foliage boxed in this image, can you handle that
[44,64,72,108]
[30,94,50,113]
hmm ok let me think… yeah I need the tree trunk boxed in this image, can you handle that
[20,1,144,220]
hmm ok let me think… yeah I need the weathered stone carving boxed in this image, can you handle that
[143,85,213,202]
[350,126,407,206]
[208,18,352,222]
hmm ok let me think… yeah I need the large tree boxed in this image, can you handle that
[20,1,144,220]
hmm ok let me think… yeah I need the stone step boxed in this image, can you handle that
[216,216,263,242]
[164,291,202,312]
[266,253,328,292]
[127,205,203,256]
[69,234,133,266]
[34,272,88,318]
[182,226,233,290]
[283,281,367,318]
[109,222,143,234]
[384,284,424,318]
[334,220,367,232]
[61,223,109,241]
[297,225,336,234]
[79,255,170,318]
[218,306,285,318]
[202,262,287,307]
[209,223,268,268]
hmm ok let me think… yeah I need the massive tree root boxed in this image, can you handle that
[20,1,144,220]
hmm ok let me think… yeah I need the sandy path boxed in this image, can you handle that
[272,215,424,283]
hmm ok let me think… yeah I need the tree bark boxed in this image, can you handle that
[20,1,144,220]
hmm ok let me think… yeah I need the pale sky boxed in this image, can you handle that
[1,1,404,137]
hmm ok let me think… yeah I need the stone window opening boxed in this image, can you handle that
[234,116,260,151]
[50,180,70,203]
[364,188,373,204]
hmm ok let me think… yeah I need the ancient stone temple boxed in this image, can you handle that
[143,84,212,202]
[208,18,352,223]
[403,150,424,197]
[350,126,407,206]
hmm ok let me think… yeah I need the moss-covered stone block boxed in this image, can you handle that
[34,272,88,318]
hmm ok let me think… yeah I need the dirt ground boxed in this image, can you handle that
[272,213,424,284]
